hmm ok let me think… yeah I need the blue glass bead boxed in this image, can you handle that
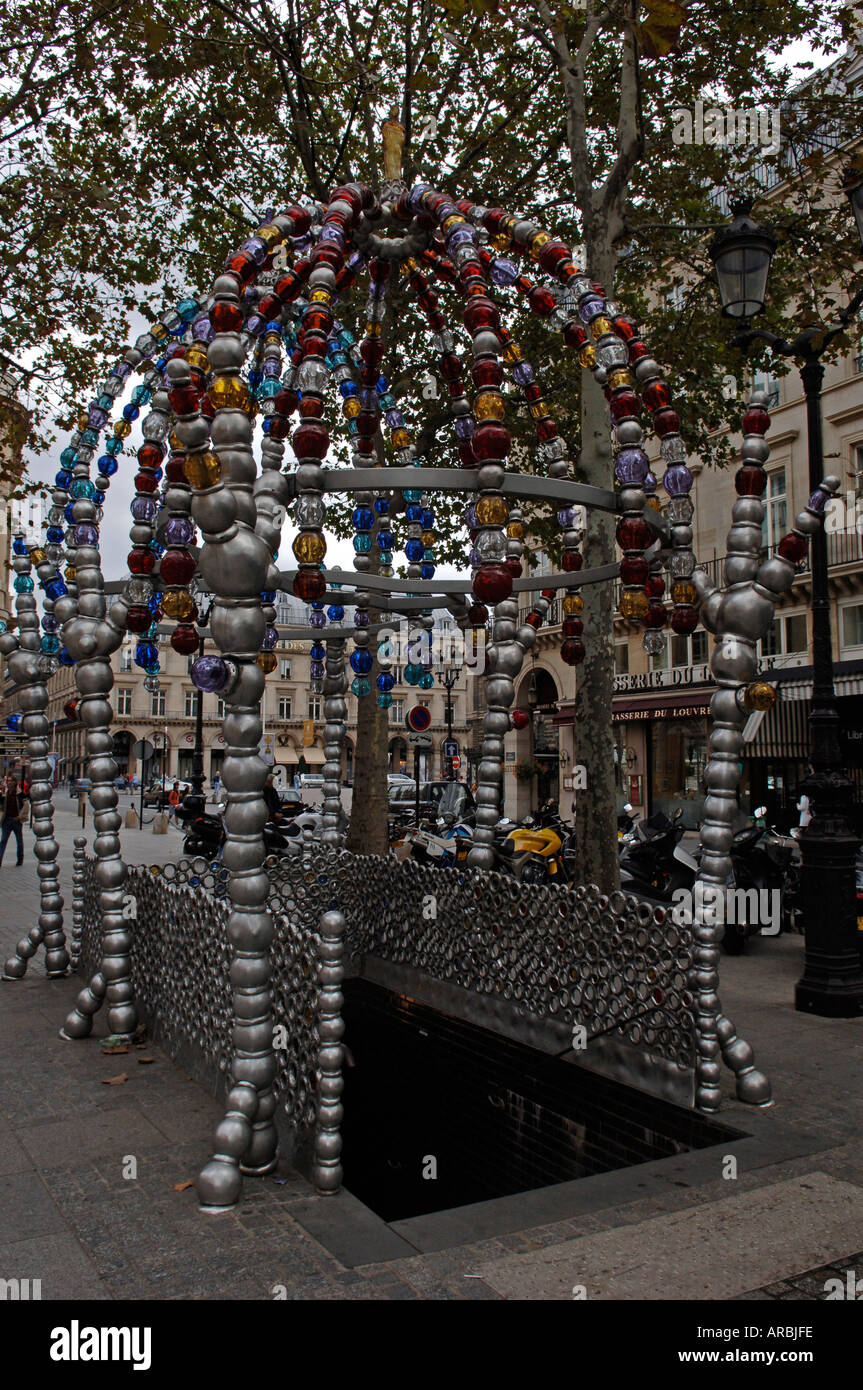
[373,497,390,514]
[339,329,356,347]
[260,590,277,604]
[350,649,373,675]
[327,605,344,621]
[145,660,160,675]
[351,676,371,698]
[81,428,99,447]
[310,644,325,661]
[41,634,60,654]
[177,297,199,322]
[60,447,78,468]
[12,537,27,555]
[376,673,395,693]
[135,641,158,668]
[45,529,65,548]
[352,535,372,553]
[93,490,105,504]
[131,385,152,406]
[419,671,434,690]
[423,548,435,561]
[405,504,423,523]
[257,379,280,399]
[405,539,425,562]
[339,381,358,399]
[378,551,393,565]
[377,692,393,709]
[64,501,76,521]
[351,506,374,531]
[347,421,358,436]
[377,531,395,550]
[71,480,95,499]
[122,404,139,422]
[405,663,423,685]
[421,563,436,579]
[55,470,73,488]
[59,648,74,667]
[97,394,113,411]
[404,489,422,502]
[13,575,33,593]
[248,370,263,387]
[106,437,122,455]
[421,510,434,530]
[98,455,119,477]
[5,714,21,731]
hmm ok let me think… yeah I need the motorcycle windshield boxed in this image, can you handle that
[438,782,472,820]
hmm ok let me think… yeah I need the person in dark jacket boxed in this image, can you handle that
[0,776,25,866]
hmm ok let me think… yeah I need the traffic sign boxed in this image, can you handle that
[444,740,459,757]
[132,739,154,761]
[451,755,461,770]
[407,731,433,747]
[405,705,432,733]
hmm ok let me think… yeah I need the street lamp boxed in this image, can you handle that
[186,580,215,818]
[441,656,462,781]
[710,191,863,1017]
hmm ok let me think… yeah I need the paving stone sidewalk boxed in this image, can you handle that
[1,809,862,1300]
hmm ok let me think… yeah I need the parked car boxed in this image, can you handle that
[296,773,325,790]
[388,781,473,825]
[142,778,192,809]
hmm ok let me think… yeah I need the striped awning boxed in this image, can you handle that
[747,695,811,759]
[774,672,863,700]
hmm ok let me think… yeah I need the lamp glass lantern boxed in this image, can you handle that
[709,198,777,320]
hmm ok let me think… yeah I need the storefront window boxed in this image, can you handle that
[651,718,708,828]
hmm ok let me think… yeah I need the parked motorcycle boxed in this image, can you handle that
[494,802,577,885]
[619,808,698,902]
[720,808,802,953]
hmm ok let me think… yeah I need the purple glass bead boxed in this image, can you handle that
[320,224,345,245]
[615,447,650,485]
[662,464,693,496]
[309,611,327,629]
[384,409,404,429]
[465,505,478,528]
[239,236,267,264]
[263,359,281,377]
[557,507,578,528]
[446,227,475,250]
[512,362,535,387]
[88,406,108,429]
[369,280,387,300]
[644,471,658,495]
[346,251,366,271]
[163,517,195,547]
[469,547,481,567]
[807,488,829,513]
[113,361,133,381]
[74,523,99,545]
[192,316,214,343]
[455,417,475,440]
[578,296,605,323]
[409,183,432,211]
[310,660,325,679]
[41,614,59,633]
[489,258,518,287]
[131,497,158,522]
[261,624,278,651]
[246,314,266,336]
[191,655,229,693]
[353,610,370,627]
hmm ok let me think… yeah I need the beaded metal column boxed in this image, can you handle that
[469,597,523,867]
[692,388,837,1108]
[2,547,68,979]
[313,907,346,1193]
[322,639,348,846]
[70,836,87,970]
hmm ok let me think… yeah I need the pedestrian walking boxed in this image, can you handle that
[168,781,182,822]
[797,792,811,828]
[0,776,26,866]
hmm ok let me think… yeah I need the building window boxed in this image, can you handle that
[116,688,132,716]
[280,658,291,679]
[650,642,670,672]
[762,610,808,658]
[753,365,780,409]
[184,689,196,718]
[614,642,629,675]
[120,648,133,673]
[761,468,787,553]
[842,602,863,651]
[692,630,709,666]
[308,696,322,721]
[279,696,292,720]
[151,690,166,717]
[390,699,404,723]
[216,698,225,718]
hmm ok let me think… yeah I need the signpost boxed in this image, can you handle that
[406,706,432,822]
[132,738,154,828]
[444,740,459,759]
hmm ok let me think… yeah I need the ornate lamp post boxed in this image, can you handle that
[710,189,863,1017]
[441,656,462,780]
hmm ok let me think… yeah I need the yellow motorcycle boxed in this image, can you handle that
[496,803,575,884]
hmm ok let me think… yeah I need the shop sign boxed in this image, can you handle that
[614,664,710,693]
[613,704,710,722]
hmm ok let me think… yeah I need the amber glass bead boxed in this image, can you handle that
[210,375,250,411]
[671,580,697,606]
[590,317,613,339]
[578,346,596,370]
[744,681,775,712]
[161,590,196,620]
[293,532,326,564]
[257,651,278,674]
[619,588,649,621]
[114,420,132,438]
[476,496,509,526]
[185,452,221,489]
[607,370,632,391]
[475,392,505,421]
[562,594,584,615]
[507,522,524,539]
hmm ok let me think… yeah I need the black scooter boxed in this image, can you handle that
[721,811,802,953]
[619,808,698,902]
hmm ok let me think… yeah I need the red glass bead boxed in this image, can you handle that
[735,465,767,496]
[643,381,671,411]
[524,383,543,404]
[777,532,808,564]
[610,392,640,422]
[541,588,557,600]
[354,438,375,456]
[463,298,501,334]
[304,308,334,336]
[512,709,530,729]
[138,443,164,468]
[538,241,571,274]
[136,472,161,495]
[670,605,698,635]
[285,205,312,235]
[294,568,326,602]
[563,617,584,638]
[612,316,637,340]
[165,343,187,361]
[652,408,681,436]
[292,421,329,457]
[168,385,199,416]
[355,412,378,438]
[467,603,488,625]
[330,185,362,216]
[742,407,770,435]
[199,394,214,419]
[563,322,588,349]
[472,422,511,459]
[440,354,461,382]
[165,458,187,484]
[562,550,583,572]
[458,441,477,467]
[456,199,475,216]
[645,574,665,598]
[159,549,196,586]
[125,605,152,633]
[301,334,327,358]
[258,293,280,319]
[617,517,653,549]
[561,638,585,666]
[64,699,79,721]
[482,209,507,233]
[227,253,256,282]
[528,286,556,316]
[171,625,200,655]
[128,548,154,574]
[646,600,667,629]
[505,557,523,578]
[472,359,504,388]
[627,340,649,362]
[268,418,290,440]
[526,611,543,629]
[274,389,299,415]
[472,564,512,604]
[536,418,558,442]
[299,397,324,417]
[360,340,384,365]
[309,244,344,271]
[619,555,649,585]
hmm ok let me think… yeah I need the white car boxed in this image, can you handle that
[296,773,325,790]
